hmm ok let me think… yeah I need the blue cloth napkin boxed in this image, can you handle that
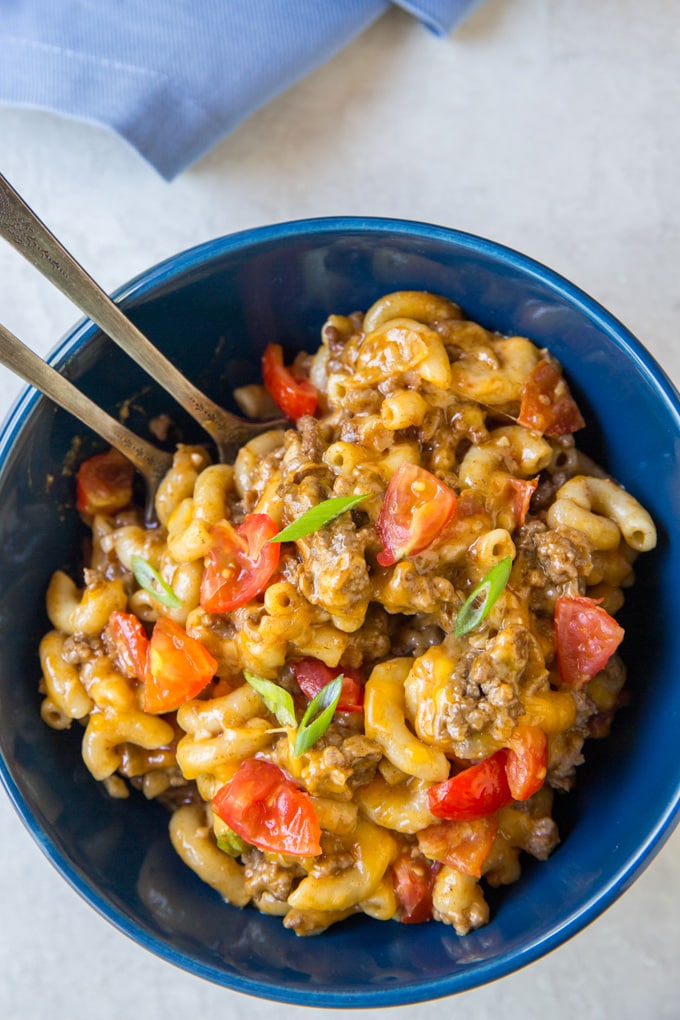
[0,1,482,179]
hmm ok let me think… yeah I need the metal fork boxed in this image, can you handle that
[0,320,174,524]
[0,173,288,463]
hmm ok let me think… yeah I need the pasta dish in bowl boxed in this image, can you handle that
[0,218,678,1006]
[38,288,656,937]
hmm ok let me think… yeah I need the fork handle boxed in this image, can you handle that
[0,322,173,518]
[0,173,233,445]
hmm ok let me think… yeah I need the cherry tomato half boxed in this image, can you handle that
[211,758,322,857]
[108,610,149,681]
[291,657,364,713]
[144,617,217,713]
[505,723,548,801]
[554,594,625,689]
[517,359,585,437]
[427,751,512,821]
[200,514,280,614]
[417,815,498,879]
[391,850,438,924]
[76,448,135,515]
[376,462,457,567]
[262,343,318,420]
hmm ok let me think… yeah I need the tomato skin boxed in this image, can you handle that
[376,462,458,567]
[391,850,438,923]
[292,657,364,713]
[428,751,512,821]
[261,343,318,420]
[211,758,322,857]
[417,815,498,878]
[506,476,538,528]
[76,449,135,515]
[200,514,280,614]
[144,617,217,713]
[555,595,625,689]
[108,610,149,681]
[427,731,548,822]
[505,724,548,801]
[517,359,585,437]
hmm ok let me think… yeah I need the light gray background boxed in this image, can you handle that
[0,2,678,1018]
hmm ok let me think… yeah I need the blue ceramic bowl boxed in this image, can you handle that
[0,218,679,1007]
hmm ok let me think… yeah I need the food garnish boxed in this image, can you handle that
[454,556,512,638]
[244,670,296,728]
[131,554,181,609]
[293,675,343,756]
[270,494,370,543]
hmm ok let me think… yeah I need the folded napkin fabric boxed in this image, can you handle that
[0,1,482,179]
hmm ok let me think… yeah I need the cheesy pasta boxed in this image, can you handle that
[39,290,656,936]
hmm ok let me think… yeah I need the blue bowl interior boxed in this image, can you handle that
[0,218,679,1007]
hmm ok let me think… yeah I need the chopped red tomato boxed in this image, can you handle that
[428,751,512,821]
[376,462,457,567]
[108,610,149,681]
[391,850,438,923]
[291,657,364,713]
[76,449,135,515]
[200,514,280,614]
[144,617,217,713]
[506,724,548,801]
[506,476,538,527]
[554,594,625,689]
[517,359,585,436]
[211,758,322,856]
[262,343,318,420]
[491,475,538,531]
[417,815,498,878]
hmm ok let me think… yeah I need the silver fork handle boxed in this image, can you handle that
[0,173,283,459]
[0,322,172,522]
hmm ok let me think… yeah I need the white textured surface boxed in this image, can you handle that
[0,1,678,1017]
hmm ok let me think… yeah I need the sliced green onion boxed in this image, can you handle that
[244,670,296,728]
[454,556,513,638]
[293,675,343,757]
[130,554,181,609]
[216,829,248,857]
[270,494,370,543]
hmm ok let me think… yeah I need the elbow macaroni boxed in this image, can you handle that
[38,290,655,937]
[547,474,657,552]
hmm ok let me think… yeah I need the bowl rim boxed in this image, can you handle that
[1,215,679,1007]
